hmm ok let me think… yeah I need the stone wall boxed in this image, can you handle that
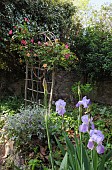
[0,70,112,105]
[53,70,80,104]
[90,81,112,105]
[53,70,112,105]
[0,76,24,99]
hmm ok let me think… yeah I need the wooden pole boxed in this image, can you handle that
[25,62,28,107]
[31,65,34,103]
[48,69,55,114]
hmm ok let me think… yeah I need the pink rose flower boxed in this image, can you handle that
[24,18,29,22]
[21,40,27,45]
[65,53,70,59]
[65,44,69,49]
[31,39,34,44]
[9,30,13,35]
[44,42,49,46]
[38,41,42,45]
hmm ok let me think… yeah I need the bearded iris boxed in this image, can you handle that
[87,129,105,154]
[79,115,95,133]
[76,96,90,108]
[96,144,105,154]
[79,115,105,154]
[79,115,89,133]
[55,99,66,116]
[89,129,104,144]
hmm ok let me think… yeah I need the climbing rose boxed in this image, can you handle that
[55,99,66,116]
[9,30,12,35]
[65,54,70,59]
[24,18,29,22]
[76,96,90,108]
[31,39,34,43]
[44,42,49,46]
[21,40,27,45]
[38,41,42,45]
[65,44,69,49]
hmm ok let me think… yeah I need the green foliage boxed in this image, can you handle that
[72,4,112,81]
[91,104,112,150]
[72,0,90,10]
[0,0,112,82]
[3,105,46,150]
[48,112,78,136]
[0,96,24,115]
[28,159,42,170]
[0,95,112,169]
[0,0,77,73]
[72,82,93,99]
[0,96,24,136]
[56,132,112,170]
[8,18,76,70]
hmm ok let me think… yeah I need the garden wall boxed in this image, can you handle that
[53,70,112,105]
[0,70,112,105]
[0,71,24,99]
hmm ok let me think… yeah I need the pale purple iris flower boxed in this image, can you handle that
[87,139,94,150]
[79,115,105,154]
[55,99,66,116]
[81,115,89,124]
[90,129,104,144]
[88,129,105,154]
[79,115,94,133]
[79,115,89,133]
[96,144,105,154]
[90,123,95,130]
[90,117,95,130]
[79,123,89,133]
[76,96,90,108]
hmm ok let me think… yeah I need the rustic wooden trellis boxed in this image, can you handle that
[24,32,55,111]
[24,62,55,111]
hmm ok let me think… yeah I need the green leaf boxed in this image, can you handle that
[59,152,68,170]
[98,149,112,170]
[64,133,75,154]
[92,149,98,170]
[64,134,76,170]
[82,144,90,170]
[14,165,21,170]
[55,136,65,156]
[74,134,81,168]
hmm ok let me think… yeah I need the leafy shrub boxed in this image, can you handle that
[0,0,78,73]
[0,96,24,135]
[3,105,46,150]
[72,82,93,99]
[48,112,78,137]
[72,4,112,81]
[1,100,78,151]
[8,18,76,70]
[90,103,112,149]
[0,96,24,115]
